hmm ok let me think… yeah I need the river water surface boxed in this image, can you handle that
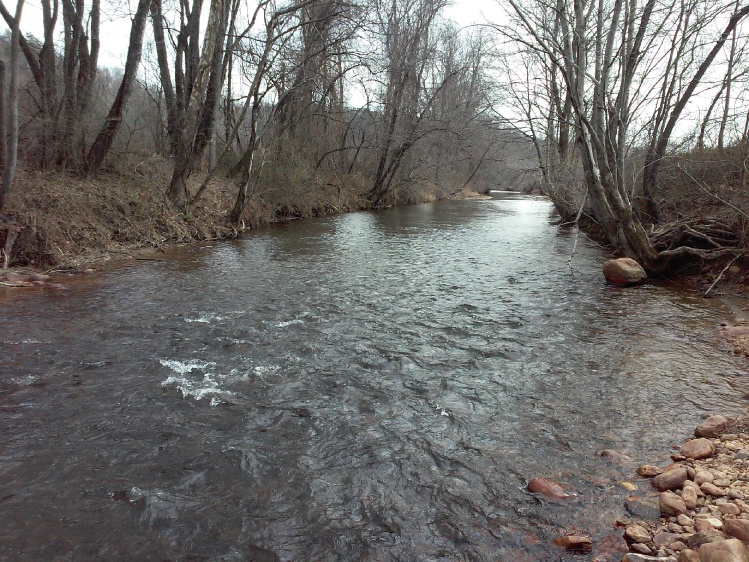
[2,198,749,561]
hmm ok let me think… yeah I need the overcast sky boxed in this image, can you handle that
[17,1,504,70]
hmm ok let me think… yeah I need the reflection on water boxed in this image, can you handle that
[1,199,747,561]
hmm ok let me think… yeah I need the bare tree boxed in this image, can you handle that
[83,0,153,174]
[0,0,24,211]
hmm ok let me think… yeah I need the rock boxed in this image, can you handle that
[695,517,723,531]
[602,449,633,463]
[627,496,663,519]
[527,477,574,499]
[678,514,695,527]
[5,271,22,282]
[688,530,726,549]
[696,471,715,485]
[621,554,676,562]
[734,450,749,461]
[684,480,705,496]
[621,481,639,491]
[703,483,727,497]
[696,416,730,438]
[553,534,592,552]
[723,519,749,542]
[682,439,716,460]
[677,549,701,562]
[683,485,699,510]
[653,531,681,547]
[653,468,689,491]
[638,465,663,478]
[603,257,647,285]
[661,491,688,516]
[625,524,652,543]
[597,531,630,558]
[720,503,741,515]
[83,268,95,274]
[699,538,749,562]
[28,273,49,282]
[671,541,687,552]
[631,543,653,554]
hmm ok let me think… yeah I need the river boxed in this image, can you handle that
[2,198,748,561]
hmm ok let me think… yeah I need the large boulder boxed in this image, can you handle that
[603,257,647,285]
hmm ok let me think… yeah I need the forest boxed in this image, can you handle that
[0,0,747,273]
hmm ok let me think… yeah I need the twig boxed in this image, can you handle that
[567,191,588,276]
[705,253,745,297]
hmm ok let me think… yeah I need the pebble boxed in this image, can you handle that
[677,514,695,526]
[702,482,727,497]
[695,471,714,485]
[618,416,749,560]
[720,503,741,515]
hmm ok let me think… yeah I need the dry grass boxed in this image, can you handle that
[1,154,241,269]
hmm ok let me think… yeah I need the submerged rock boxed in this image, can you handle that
[602,449,633,463]
[626,496,662,520]
[637,465,663,478]
[553,534,592,552]
[602,257,647,285]
[527,477,574,499]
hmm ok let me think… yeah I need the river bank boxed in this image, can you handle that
[0,156,487,281]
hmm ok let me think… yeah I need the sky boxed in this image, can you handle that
[16,0,504,70]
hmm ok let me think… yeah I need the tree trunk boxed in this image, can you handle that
[0,0,24,211]
[0,61,6,174]
[83,0,151,174]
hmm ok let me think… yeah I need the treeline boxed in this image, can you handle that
[0,0,536,225]
[2,0,748,273]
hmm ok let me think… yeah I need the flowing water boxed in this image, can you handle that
[2,198,749,561]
